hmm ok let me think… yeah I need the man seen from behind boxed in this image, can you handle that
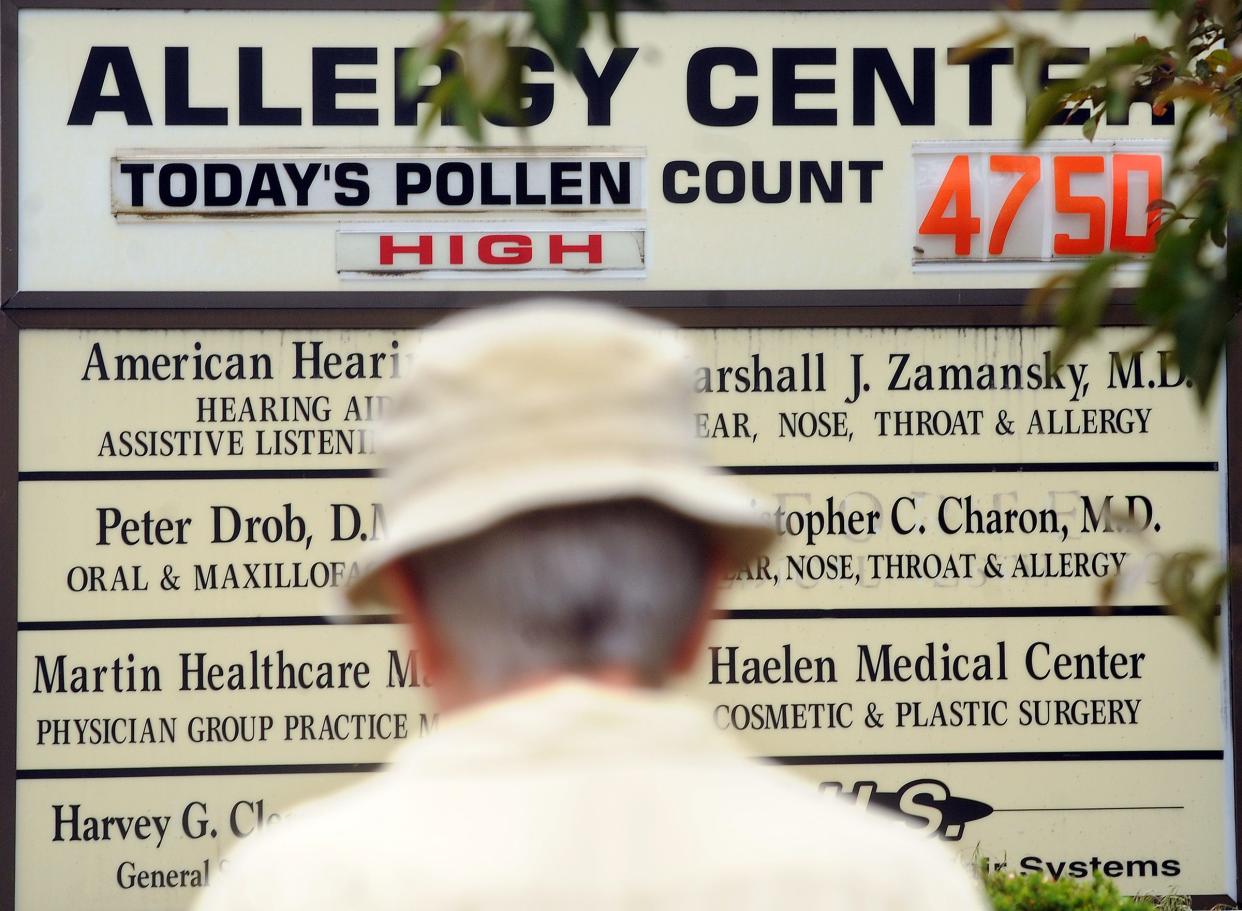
[194,301,989,911]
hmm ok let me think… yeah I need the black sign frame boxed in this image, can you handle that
[1,1,1237,908]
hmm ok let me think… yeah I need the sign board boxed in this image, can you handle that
[10,324,1233,905]
[9,5,1185,297]
[2,2,1238,910]
[911,141,1166,262]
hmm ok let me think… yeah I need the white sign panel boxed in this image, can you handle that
[15,8,1178,292]
[112,151,645,215]
[335,227,647,276]
[912,141,1165,263]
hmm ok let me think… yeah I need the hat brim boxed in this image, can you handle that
[342,459,775,612]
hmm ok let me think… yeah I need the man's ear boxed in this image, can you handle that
[380,561,446,681]
[669,549,728,675]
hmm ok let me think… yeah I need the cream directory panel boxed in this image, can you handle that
[14,326,1229,906]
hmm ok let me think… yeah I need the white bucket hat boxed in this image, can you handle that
[345,300,776,610]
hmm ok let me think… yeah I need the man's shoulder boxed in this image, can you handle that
[710,757,951,854]
[193,772,404,911]
[684,757,987,906]
[194,704,988,911]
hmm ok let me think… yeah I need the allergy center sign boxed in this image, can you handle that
[2,2,1237,910]
[14,6,1180,293]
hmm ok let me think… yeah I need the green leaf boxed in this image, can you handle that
[1207,47,1233,70]
[1172,283,1232,404]
[1025,270,1073,322]
[1170,101,1208,171]
[1219,134,1242,211]
[1104,84,1130,123]
[398,17,467,100]
[601,0,621,46]
[1156,550,1227,653]
[1135,229,1203,321]
[1132,205,1234,405]
[1024,40,1172,145]
[1081,106,1104,140]
[1048,253,1131,366]
[1076,41,1167,85]
[1151,0,1189,17]
[450,79,484,142]
[461,28,510,100]
[527,0,589,71]
[946,25,1011,65]
[1024,85,1071,144]
[983,870,1158,911]
[399,45,437,100]
[1226,211,1242,295]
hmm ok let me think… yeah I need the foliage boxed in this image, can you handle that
[981,869,1193,911]
[398,0,658,140]
[969,1,1241,649]
[978,0,1242,404]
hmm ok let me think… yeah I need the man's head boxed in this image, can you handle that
[347,301,773,704]
[383,499,716,706]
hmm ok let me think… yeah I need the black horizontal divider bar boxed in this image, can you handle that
[730,461,1218,475]
[16,605,1210,631]
[18,614,396,631]
[17,764,385,779]
[19,469,378,482]
[15,749,1226,780]
[719,605,1211,620]
[765,750,1225,766]
[15,461,1220,482]
[0,1,1157,12]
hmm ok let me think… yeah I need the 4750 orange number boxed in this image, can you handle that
[912,144,1163,263]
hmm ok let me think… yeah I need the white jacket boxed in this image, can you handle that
[195,679,988,910]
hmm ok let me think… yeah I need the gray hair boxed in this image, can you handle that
[404,500,712,688]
